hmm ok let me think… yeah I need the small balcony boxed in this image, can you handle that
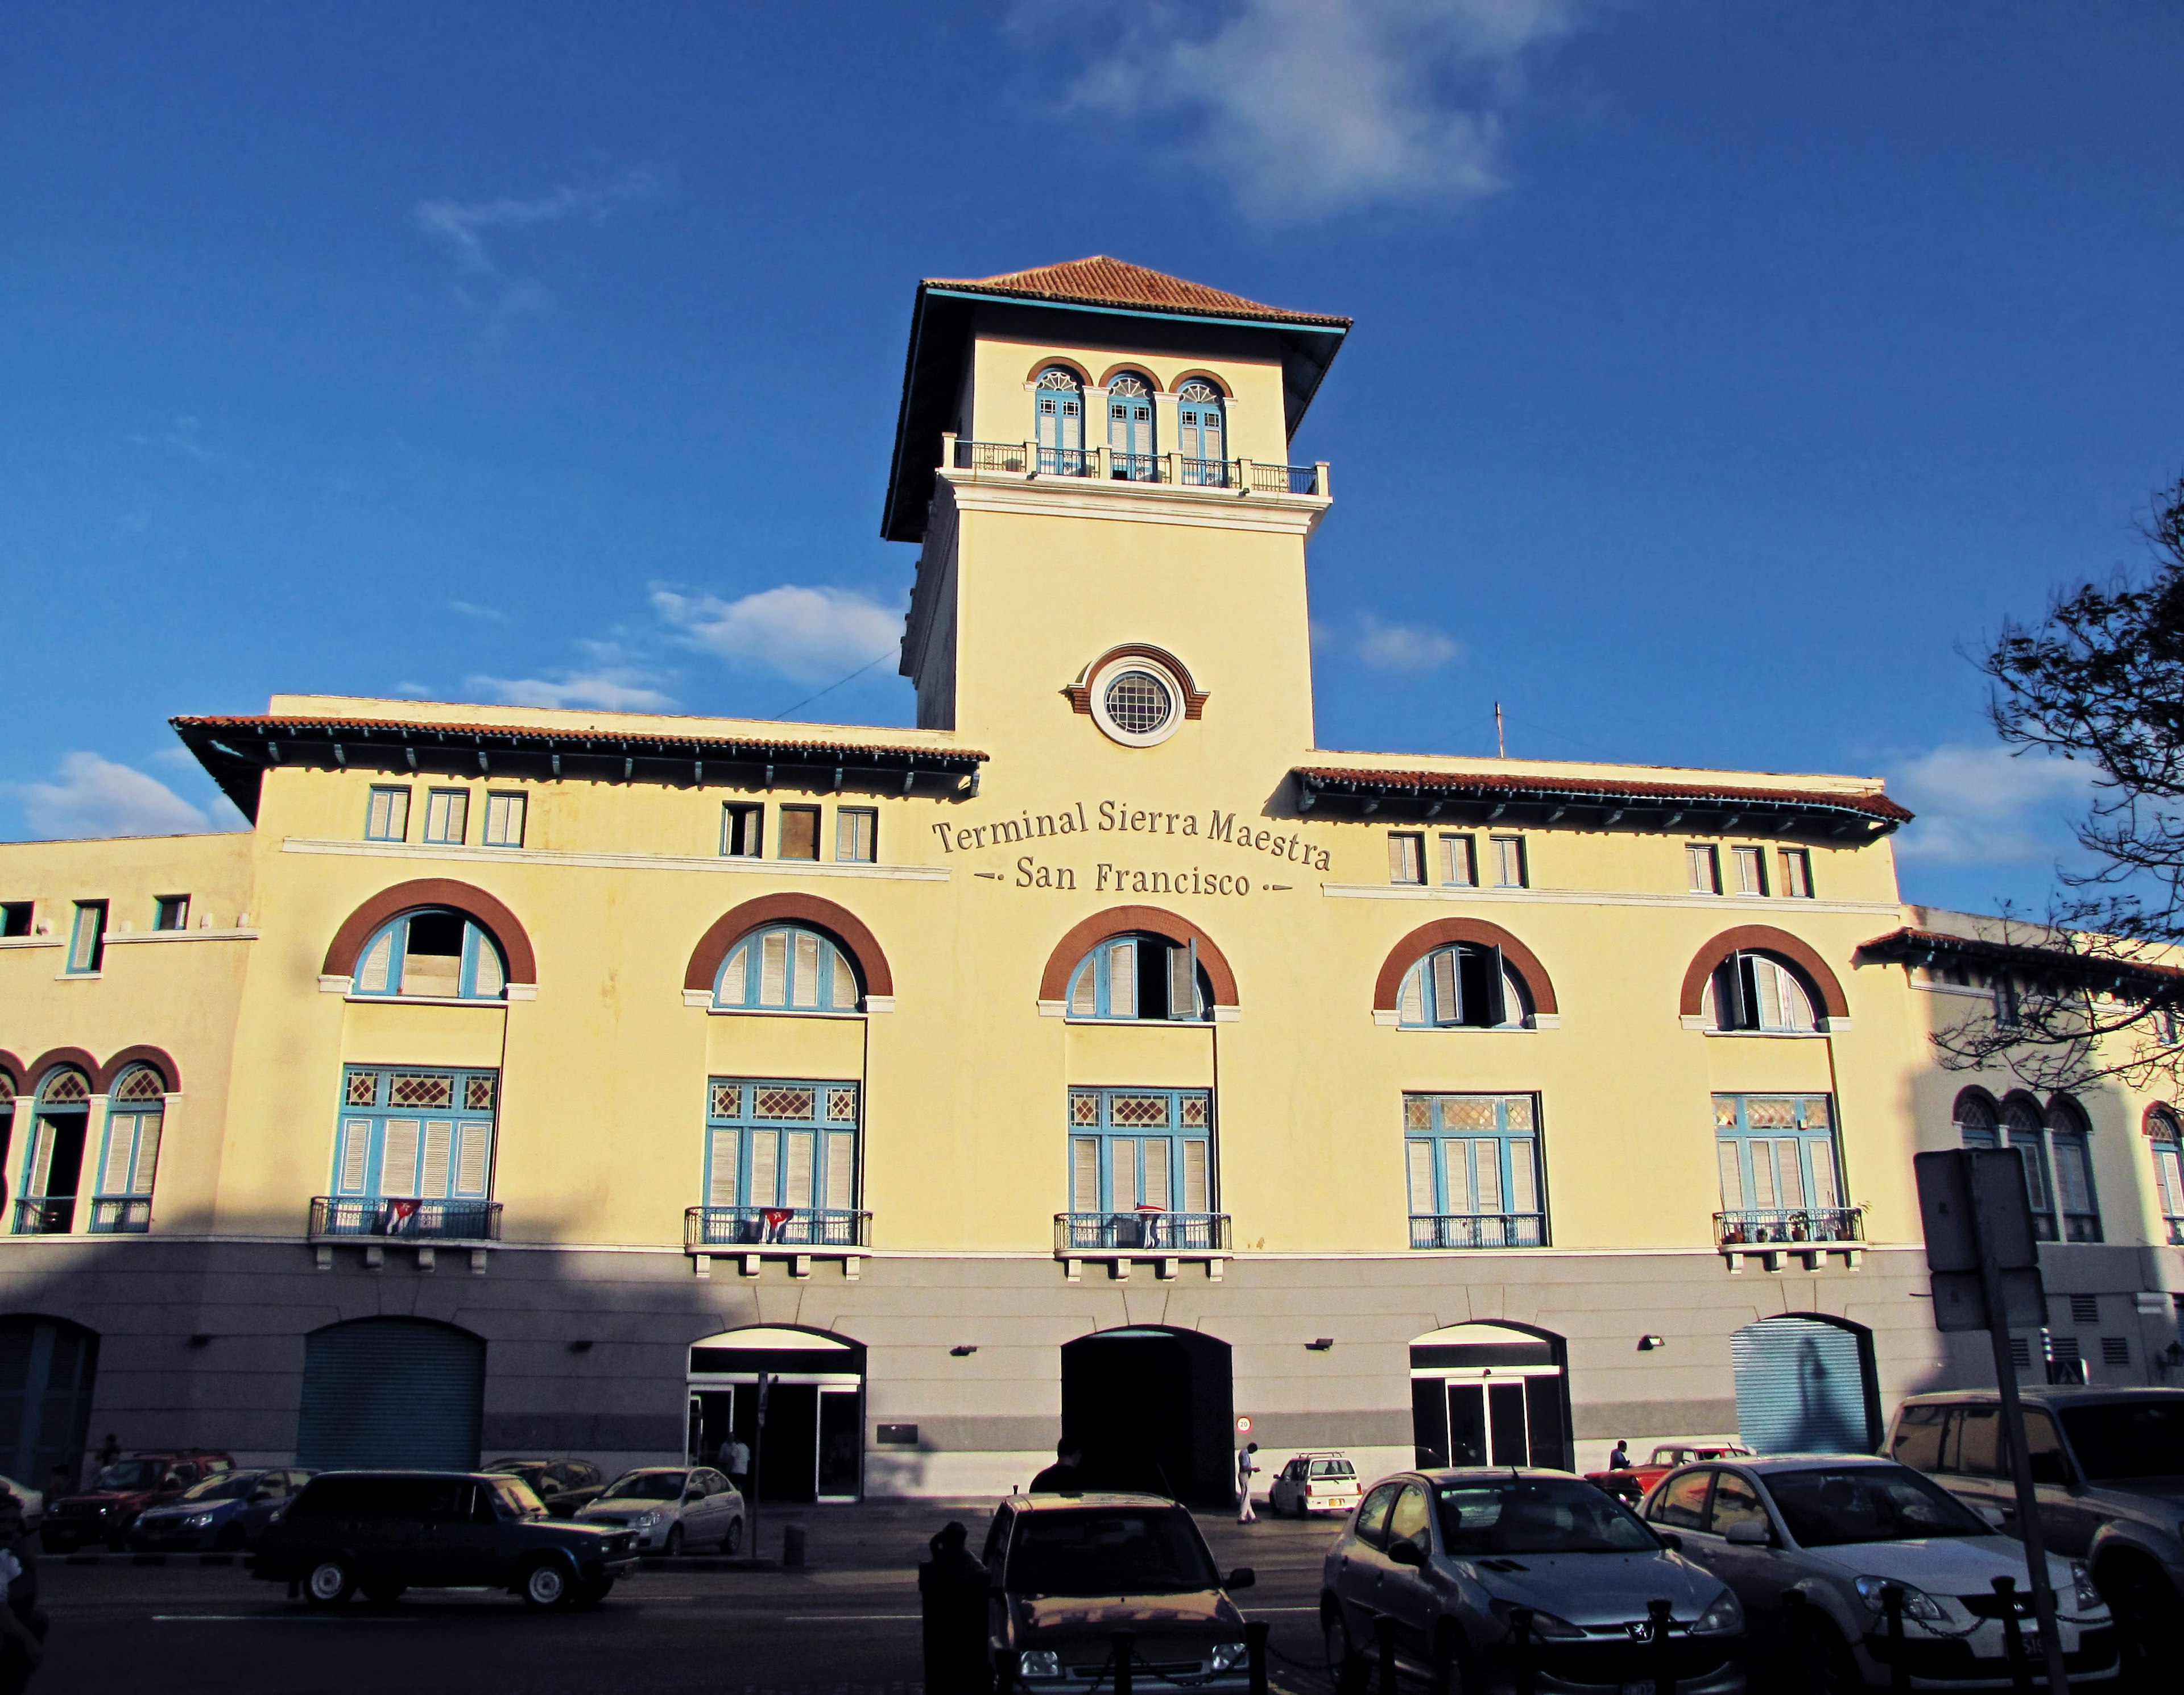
[11,1197,75,1236]
[308,1196,500,1273]
[1716,1205,1866,1271]
[945,437,1328,499]
[1053,1210,1231,1282]
[1409,1212,1546,1250]
[88,1198,151,1235]
[684,1205,871,1281]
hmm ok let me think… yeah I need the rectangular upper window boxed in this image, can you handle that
[365,786,411,842]
[722,803,763,858]
[1732,845,1768,896]
[1490,835,1527,888]
[836,808,876,864]
[67,900,107,974]
[0,903,30,939]
[1441,834,1476,887]
[481,792,527,849]
[154,895,189,932]
[1404,1093,1544,1250]
[422,789,469,846]
[1780,848,1814,899]
[1687,844,1720,894]
[780,805,821,861]
[1388,832,1425,885]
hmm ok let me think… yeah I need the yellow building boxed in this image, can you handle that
[4,258,2181,1503]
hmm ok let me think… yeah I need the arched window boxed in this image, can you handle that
[1033,366,1085,472]
[1176,379,1226,485]
[2147,1107,2184,1245]
[1397,944,1532,1030]
[714,924,861,1012]
[18,1069,91,1235]
[1969,1093,2103,1244]
[1705,951,1819,1033]
[2046,1098,2102,1242]
[1066,933,1209,1022]
[91,1065,165,1235]
[1105,372,1157,481]
[353,908,507,1001]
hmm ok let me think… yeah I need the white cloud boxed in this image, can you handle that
[1068,0,1585,221]
[651,584,902,687]
[8,753,241,840]
[449,600,505,622]
[1316,612,1461,672]
[1887,745,2097,865]
[469,670,679,713]
[413,167,671,273]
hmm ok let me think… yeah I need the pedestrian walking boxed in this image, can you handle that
[0,1494,46,1693]
[720,1433,752,1494]
[1234,1441,1260,1523]
[1608,1439,1631,1470]
[1029,1438,1086,1494]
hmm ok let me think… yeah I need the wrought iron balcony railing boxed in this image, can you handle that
[1714,1206,1865,1248]
[947,439,1327,498]
[2168,1216,2184,1247]
[12,1198,73,1236]
[684,1205,871,1250]
[1053,1211,1231,1254]
[309,1196,502,1241]
[88,1198,151,1234]
[1409,1212,1547,1250]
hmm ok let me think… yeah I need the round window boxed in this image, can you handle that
[1103,671,1174,736]
[1086,653,1190,747]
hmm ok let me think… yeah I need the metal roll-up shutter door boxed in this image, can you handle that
[1732,1316,1870,1454]
[296,1319,483,1470]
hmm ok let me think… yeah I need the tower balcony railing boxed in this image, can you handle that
[945,436,1328,499]
[1409,1212,1546,1250]
[308,1196,502,1242]
[684,1205,871,1251]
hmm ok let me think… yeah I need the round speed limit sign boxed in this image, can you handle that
[1234,1415,1253,1436]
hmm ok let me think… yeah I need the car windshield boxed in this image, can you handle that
[177,1472,262,1503]
[1434,1478,1658,1555]
[92,1461,164,1491]
[1006,1507,1221,1596]
[1763,1466,1990,1547]
[490,1478,547,1518]
[1310,1460,1354,1478]
[2058,1403,2184,1481]
[602,1470,688,1501]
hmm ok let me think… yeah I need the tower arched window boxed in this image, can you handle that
[714,924,862,1013]
[1033,366,1085,472]
[1961,1090,2102,1243]
[92,1064,166,1234]
[353,908,507,1001]
[1066,933,1209,1022]
[1105,372,1157,481]
[1176,379,1227,485]
[1705,951,1819,1033]
[1397,944,1532,1029]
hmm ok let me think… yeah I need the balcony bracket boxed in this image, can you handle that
[363,1245,384,1270]
[469,1248,489,1274]
[1207,1259,1224,1281]
[791,1254,812,1280]
[693,1255,712,1279]
[1063,1258,1082,1283]
[1158,1258,1178,1281]
[1110,1259,1130,1281]
[740,1254,762,1278]
[313,1245,333,1272]
[842,1256,861,1281]
[416,1246,436,1272]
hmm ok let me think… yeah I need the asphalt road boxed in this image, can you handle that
[33,1505,1347,1695]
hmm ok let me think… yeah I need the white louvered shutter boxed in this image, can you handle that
[748,1132,778,1206]
[829,944,857,1009]
[785,1132,816,1208]
[1109,1140,1137,1212]
[1508,1140,1537,1214]
[708,1129,739,1207]
[759,933,788,1006]
[356,931,394,994]
[1808,1140,1840,1209]
[381,1120,421,1197]
[419,1122,453,1197]
[1399,965,1425,1024]
[1431,950,1459,1026]
[129,1115,162,1195]
[1168,944,1194,1019]
[1072,1138,1100,1212]
[1716,1142,1744,1210]
[1749,1141,1778,1209]
[2157,1148,2184,1218]
[455,1123,490,1196]
[1141,1140,1171,1210]
[25,1123,53,1200]
[471,932,504,997]
[2055,1140,2094,1216]
[101,1118,138,1196]
[1484,947,1508,1027]
[1107,941,1135,1017]
[1070,958,1098,1016]
[824,1132,855,1210]
[1407,1140,1435,1213]
[1473,1144,1502,1213]
[792,932,820,1009]
[340,1120,371,1193]
[1182,1140,1209,1213]
[1441,1141,1471,1213]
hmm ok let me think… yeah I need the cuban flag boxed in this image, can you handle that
[762,1208,794,1242]
[380,1198,422,1235]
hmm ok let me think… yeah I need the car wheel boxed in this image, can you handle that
[2096,1555,2177,1681]
[1323,1603,1368,1695]
[304,1558,356,1607]
[576,1578,614,1607]
[214,1524,247,1553]
[361,1582,407,1606]
[522,1559,573,1610]
[663,1524,684,1557]
[1792,1615,1861,1695]
[723,1517,744,1556]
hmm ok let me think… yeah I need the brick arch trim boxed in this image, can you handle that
[1372,919,1558,1016]
[1678,925,1849,1020]
[1038,907,1239,1006]
[683,895,894,998]
[0,1051,20,1094]
[95,1045,181,1094]
[321,879,536,984]
[26,1048,99,1090]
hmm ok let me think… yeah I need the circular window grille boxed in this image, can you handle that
[1103,671,1174,736]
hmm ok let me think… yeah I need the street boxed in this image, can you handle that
[34,1503,1346,1695]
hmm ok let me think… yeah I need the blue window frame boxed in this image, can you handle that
[15,1069,91,1235]
[697,1078,861,1245]
[421,788,469,846]
[1105,372,1157,480]
[365,785,410,842]
[1065,1088,1214,1246]
[351,908,507,1000]
[1033,366,1086,475]
[1065,933,1207,1022]
[1405,1093,1544,1248]
[1713,1094,1852,1243]
[1397,944,1529,1029]
[1708,952,1819,1032]
[329,1066,497,1231]
[1176,379,1227,485]
[65,900,106,975]
[90,1065,164,1234]
[1960,1093,2100,1243]
[713,924,861,1012]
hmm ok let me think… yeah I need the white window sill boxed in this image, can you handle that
[55,970,101,982]
[0,937,60,950]
[684,990,892,1016]
[1372,1012,1560,1031]
[338,992,521,1007]
[1691,1024,1845,1038]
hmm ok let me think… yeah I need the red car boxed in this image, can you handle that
[1585,1444,1753,1506]
[43,1451,234,1553]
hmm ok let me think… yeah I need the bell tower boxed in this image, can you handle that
[883,258,1349,773]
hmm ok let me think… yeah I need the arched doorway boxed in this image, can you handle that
[296,1318,484,1470]
[0,1316,98,1491]
[1059,1326,1232,1504]
[1409,1322,1570,1470]
[687,1327,865,1503]
[1732,1314,1880,1453]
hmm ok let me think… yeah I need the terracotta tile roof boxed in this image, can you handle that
[927,257,1351,329]
[172,713,985,762]
[1858,926,2184,983]
[1294,766,1912,825]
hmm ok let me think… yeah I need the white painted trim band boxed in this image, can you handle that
[283,838,951,882]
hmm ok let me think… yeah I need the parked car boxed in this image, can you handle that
[0,1477,43,1537]
[483,1458,607,1518]
[982,1491,1256,1693]
[1640,1454,2116,1689]
[1888,1386,2184,1677]
[43,1450,233,1553]
[1321,1467,1745,1694]
[128,1467,313,1552]
[1587,1444,1756,1506]
[253,1470,637,1609]
[575,1466,743,1555]
[1268,1452,1360,1518]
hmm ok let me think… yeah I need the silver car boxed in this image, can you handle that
[574,1466,743,1555]
[1321,1468,1745,1694]
[1641,1456,2116,1690]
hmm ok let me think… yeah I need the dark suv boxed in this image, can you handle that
[44,1451,233,1553]
[253,1471,638,1610]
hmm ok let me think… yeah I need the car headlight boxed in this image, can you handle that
[1017,1651,1062,1679]
[1491,1599,1585,1640]
[183,1512,217,1529]
[1694,1589,1744,1636]
[2070,1563,2105,1613]
[637,1507,671,1527]
[1854,1576,1945,1622]
[1209,1642,1249,1672]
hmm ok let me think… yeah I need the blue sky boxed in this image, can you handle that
[3,1,2179,915]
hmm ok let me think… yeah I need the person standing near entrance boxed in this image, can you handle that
[1234,1442,1259,1523]
[721,1433,752,1495]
